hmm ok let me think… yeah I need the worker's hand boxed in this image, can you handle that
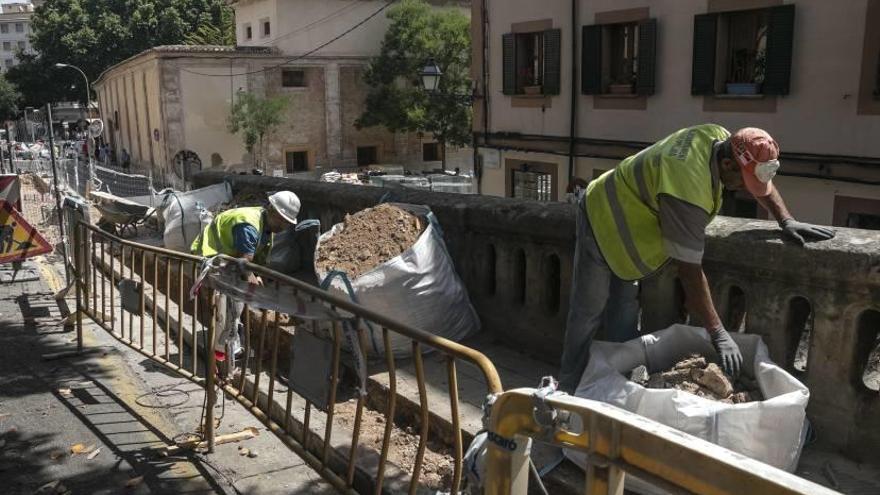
[708,326,743,377]
[780,218,835,246]
[247,272,263,286]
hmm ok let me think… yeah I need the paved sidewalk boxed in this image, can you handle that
[0,258,336,495]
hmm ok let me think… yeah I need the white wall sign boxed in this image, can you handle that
[480,148,501,169]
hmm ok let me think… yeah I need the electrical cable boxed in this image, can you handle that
[257,0,363,46]
[135,383,192,409]
[179,0,394,78]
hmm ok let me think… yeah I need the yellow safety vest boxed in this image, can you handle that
[191,207,272,265]
[586,124,729,281]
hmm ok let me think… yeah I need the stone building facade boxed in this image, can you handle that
[92,0,473,188]
[471,0,880,229]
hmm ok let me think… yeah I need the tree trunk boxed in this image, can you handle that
[259,133,264,172]
[440,139,447,172]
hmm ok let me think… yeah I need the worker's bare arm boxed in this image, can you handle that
[754,187,793,224]
[675,260,722,332]
[239,253,263,286]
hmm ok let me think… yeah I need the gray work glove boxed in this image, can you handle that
[709,327,742,377]
[780,218,835,246]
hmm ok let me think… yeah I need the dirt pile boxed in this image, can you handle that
[315,204,423,279]
[19,173,51,195]
[335,400,453,490]
[208,187,268,215]
[631,354,763,403]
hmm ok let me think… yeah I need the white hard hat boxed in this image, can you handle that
[267,190,301,225]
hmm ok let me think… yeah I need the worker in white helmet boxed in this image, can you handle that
[191,190,301,360]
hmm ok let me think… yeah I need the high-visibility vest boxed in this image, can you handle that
[586,124,729,281]
[191,207,272,265]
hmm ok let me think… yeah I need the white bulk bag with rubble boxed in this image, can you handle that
[565,325,809,495]
[159,182,232,252]
[314,204,479,357]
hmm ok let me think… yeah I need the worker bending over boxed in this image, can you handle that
[560,124,835,393]
[191,190,301,359]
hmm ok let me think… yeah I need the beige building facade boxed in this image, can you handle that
[472,0,880,228]
[93,0,472,189]
[0,2,35,72]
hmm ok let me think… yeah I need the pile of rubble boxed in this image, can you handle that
[315,204,423,279]
[207,187,268,215]
[630,354,762,404]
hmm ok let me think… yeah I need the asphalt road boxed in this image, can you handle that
[0,258,335,495]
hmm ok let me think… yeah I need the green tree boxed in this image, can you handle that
[185,4,235,46]
[228,92,289,171]
[356,0,471,170]
[8,0,230,105]
[0,75,22,121]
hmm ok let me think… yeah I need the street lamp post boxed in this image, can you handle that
[419,58,476,172]
[55,63,93,163]
[420,58,443,92]
[55,63,92,119]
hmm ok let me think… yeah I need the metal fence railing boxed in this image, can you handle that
[72,220,503,494]
[93,165,154,198]
[484,389,839,495]
[68,206,844,495]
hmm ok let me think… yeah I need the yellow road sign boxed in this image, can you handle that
[0,200,51,263]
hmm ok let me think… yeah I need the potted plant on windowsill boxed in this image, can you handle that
[519,67,542,95]
[726,48,762,95]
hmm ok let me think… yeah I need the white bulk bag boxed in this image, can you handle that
[159,182,232,252]
[565,325,809,495]
[315,204,480,357]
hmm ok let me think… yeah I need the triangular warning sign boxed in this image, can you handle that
[0,200,52,263]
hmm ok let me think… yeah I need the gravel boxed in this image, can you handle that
[315,204,423,279]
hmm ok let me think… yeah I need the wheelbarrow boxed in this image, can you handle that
[89,191,157,237]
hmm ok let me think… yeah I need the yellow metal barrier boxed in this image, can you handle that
[72,220,503,494]
[485,389,840,495]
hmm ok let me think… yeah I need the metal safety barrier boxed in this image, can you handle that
[484,389,839,495]
[71,220,503,494]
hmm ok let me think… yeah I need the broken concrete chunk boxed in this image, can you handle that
[691,363,735,398]
[673,354,707,371]
[659,368,692,386]
[629,365,649,385]
[633,354,760,403]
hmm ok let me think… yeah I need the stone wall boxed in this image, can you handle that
[264,65,328,169]
[193,170,880,460]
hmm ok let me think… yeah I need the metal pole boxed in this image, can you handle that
[46,103,69,287]
[4,123,12,173]
[59,64,93,171]
[25,109,33,143]
[205,289,217,453]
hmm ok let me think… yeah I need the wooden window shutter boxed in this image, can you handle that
[691,13,717,95]
[581,24,602,94]
[543,28,562,95]
[636,18,658,95]
[502,33,516,95]
[763,4,796,95]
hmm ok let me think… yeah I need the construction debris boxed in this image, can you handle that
[631,354,763,403]
[161,426,259,456]
[315,204,423,279]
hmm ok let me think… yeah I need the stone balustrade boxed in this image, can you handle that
[193,170,880,460]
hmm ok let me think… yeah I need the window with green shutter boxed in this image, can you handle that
[690,5,795,96]
[581,19,657,96]
[501,28,562,96]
